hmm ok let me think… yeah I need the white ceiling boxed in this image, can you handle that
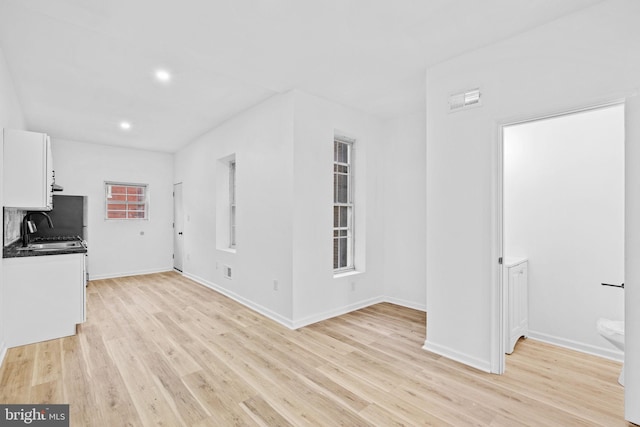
[0,0,603,152]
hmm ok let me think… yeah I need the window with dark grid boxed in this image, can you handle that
[333,138,354,271]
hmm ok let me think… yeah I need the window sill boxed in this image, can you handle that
[333,269,362,279]
[218,248,237,254]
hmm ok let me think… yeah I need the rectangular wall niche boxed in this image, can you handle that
[215,153,236,251]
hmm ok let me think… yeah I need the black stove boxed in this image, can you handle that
[31,235,83,243]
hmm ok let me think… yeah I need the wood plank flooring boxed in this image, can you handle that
[0,271,629,426]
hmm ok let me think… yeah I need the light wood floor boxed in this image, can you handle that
[0,271,629,426]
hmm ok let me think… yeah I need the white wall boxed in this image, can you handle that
[51,139,174,279]
[425,0,640,382]
[504,105,624,360]
[175,90,426,328]
[174,93,296,324]
[382,112,426,310]
[0,52,24,131]
[0,45,25,364]
[291,91,387,326]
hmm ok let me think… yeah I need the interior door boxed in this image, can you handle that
[625,95,640,424]
[173,183,184,272]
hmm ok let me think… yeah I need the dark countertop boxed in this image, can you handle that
[3,240,88,258]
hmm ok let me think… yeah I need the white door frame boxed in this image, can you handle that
[492,98,626,374]
[173,182,184,272]
[624,93,640,424]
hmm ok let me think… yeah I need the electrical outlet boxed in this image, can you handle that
[351,282,356,292]
[216,261,219,269]
[273,280,278,291]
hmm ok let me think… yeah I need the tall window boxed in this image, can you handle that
[333,138,354,271]
[229,160,236,248]
[105,182,148,219]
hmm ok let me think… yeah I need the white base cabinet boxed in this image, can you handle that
[3,253,86,348]
[505,257,529,354]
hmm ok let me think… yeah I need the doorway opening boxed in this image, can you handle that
[496,102,625,373]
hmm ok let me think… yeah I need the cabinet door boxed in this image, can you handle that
[506,261,528,354]
[81,254,87,322]
[3,254,85,347]
[3,129,53,210]
[46,135,54,208]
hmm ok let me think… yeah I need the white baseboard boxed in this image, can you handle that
[181,271,424,330]
[89,267,173,281]
[527,330,624,362]
[384,296,426,312]
[183,272,296,329]
[423,339,492,373]
[291,296,386,329]
[421,333,623,375]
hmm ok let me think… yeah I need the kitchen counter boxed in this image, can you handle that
[3,239,87,258]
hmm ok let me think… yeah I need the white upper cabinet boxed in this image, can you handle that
[2,128,54,210]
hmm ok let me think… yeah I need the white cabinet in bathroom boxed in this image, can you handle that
[2,128,54,210]
[505,257,528,354]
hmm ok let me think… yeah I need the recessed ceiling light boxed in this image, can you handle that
[155,69,171,83]
[120,121,131,130]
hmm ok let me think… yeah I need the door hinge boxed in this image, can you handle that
[172,254,174,259]
[498,257,503,265]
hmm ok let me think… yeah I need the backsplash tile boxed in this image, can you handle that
[4,207,24,246]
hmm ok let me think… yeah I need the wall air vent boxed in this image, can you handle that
[449,88,481,112]
[223,265,232,279]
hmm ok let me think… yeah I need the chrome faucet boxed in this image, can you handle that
[22,211,54,247]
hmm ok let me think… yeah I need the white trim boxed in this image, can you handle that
[229,159,236,249]
[498,99,625,129]
[217,248,237,255]
[333,269,362,279]
[0,341,7,368]
[333,138,355,271]
[385,296,426,312]
[104,181,149,221]
[180,271,425,330]
[491,117,505,374]
[183,272,294,329]
[89,267,172,281]
[334,133,356,144]
[492,98,628,375]
[423,340,492,373]
[624,92,640,424]
[291,296,386,329]
[527,331,624,363]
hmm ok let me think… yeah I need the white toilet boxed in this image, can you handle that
[597,318,625,386]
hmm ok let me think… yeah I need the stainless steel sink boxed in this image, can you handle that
[18,241,85,251]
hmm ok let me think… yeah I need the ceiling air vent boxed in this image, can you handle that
[449,88,481,112]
